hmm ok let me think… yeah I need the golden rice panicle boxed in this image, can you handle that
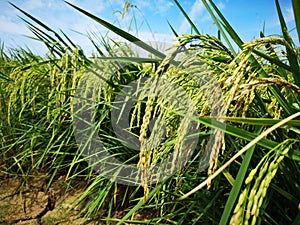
[138,95,155,202]
[254,142,294,220]
[223,51,252,113]
[129,100,142,130]
[245,159,270,222]
[242,37,294,53]
[230,189,248,225]
[231,140,294,225]
[171,112,192,174]
[230,155,270,224]
[244,167,258,185]
[139,96,154,143]
[207,129,225,189]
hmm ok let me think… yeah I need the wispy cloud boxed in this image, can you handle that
[154,0,174,14]
[21,0,44,11]
[132,0,174,15]
[178,0,205,34]
[217,2,225,10]
[266,5,295,30]
[284,6,295,23]
[65,0,107,14]
[0,15,31,35]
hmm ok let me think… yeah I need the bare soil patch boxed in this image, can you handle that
[0,174,157,225]
[0,174,99,225]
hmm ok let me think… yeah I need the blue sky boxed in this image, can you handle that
[0,0,297,56]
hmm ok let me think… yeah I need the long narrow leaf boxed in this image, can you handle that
[115,187,157,225]
[9,2,72,52]
[167,20,180,38]
[202,0,294,115]
[65,1,171,62]
[252,49,292,72]
[275,0,300,86]
[292,0,300,43]
[173,0,200,35]
[222,117,300,127]
[219,126,263,225]
[59,29,78,49]
[198,118,277,149]
[201,0,236,55]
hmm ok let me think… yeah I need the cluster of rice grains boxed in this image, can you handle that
[230,140,296,225]
[135,50,193,201]
[6,49,84,126]
[137,94,155,201]
[134,38,228,200]
[135,49,200,201]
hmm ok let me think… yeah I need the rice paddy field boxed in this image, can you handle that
[0,0,300,224]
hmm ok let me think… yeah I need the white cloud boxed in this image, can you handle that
[0,15,31,35]
[104,31,175,58]
[45,0,68,10]
[131,0,151,9]
[178,0,205,34]
[284,6,295,23]
[266,5,295,29]
[65,0,107,14]
[189,0,205,19]
[131,0,173,15]
[138,31,175,43]
[217,2,225,10]
[22,0,44,11]
[155,0,174,14]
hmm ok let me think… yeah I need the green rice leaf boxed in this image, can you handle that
[173,0,200,35]
[223,117,300,127]
[65,1,169,61]
[292,0,300,43]
[198,117,277,149]
[219,126,263,225]
[275,0,300,86]
[10,2,73,53]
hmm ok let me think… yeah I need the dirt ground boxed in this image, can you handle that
[0,173,157,225]
[0,174,99,225]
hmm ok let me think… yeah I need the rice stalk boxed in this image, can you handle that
[230,139,298,225]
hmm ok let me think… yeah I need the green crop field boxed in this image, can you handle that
[0,0,299,224]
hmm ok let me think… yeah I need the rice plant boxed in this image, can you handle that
[1,0,299,224]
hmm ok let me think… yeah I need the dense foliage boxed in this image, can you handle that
[1,0,300,224]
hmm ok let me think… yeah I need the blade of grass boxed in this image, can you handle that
[19,17,61,47]
[291,212,300,225]
[201,117,300,161]
[65,1,176,64]
[198,117,277,150]
[167,20,180,38]
[202,0,295,115]
[59,28,78,49]
[10,2,73,53]
[179,111,300,200]
[292,0,300,43]
[221,117,300,127]
[201,0,237,55]
[115,187,157,225]
[275,0,300,86]
[219,125,263,225]
[252,49,292,72]
[26,25,63,56]
[173,0,200,35]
